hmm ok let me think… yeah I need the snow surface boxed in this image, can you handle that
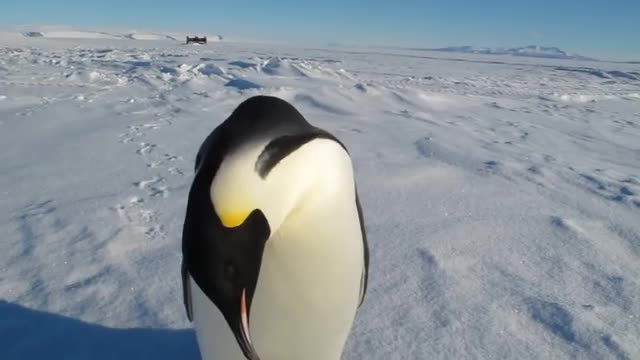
[22,30,123,40]
[123,33,177,41]
[1,34,639,360]
[1,26,222,42]
[428,45,596,61]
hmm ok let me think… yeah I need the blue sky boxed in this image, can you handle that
[3,0,639,59]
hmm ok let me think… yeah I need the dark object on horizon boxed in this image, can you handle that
[186,36,207,45]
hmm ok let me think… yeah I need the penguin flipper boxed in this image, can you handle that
[356,190,369,308]
[181,260,194,321]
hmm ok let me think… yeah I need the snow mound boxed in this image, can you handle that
[260,57,309,77]
[236,56,355,82]
[228,60,258,69]
[429,45,596,61]
[23,31,121,40]
[556,67,640,81]
[194,64,226,76]
[16,28,222,42]
[22,32,43,38]
[160,63,227,80]
[154,63,231,86]
[607,70,639,80]
[63,70,120,85]
[225,78,262,90]
[124,33,177,41]
[554,93,617,103]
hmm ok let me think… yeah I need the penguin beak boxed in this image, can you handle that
[238,288,260,360]
[234,289,260,360]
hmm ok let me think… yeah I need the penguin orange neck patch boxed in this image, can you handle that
[219,211,249,228]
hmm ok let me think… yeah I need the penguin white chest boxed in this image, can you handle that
[248,142,363,360]
[250,192,364,360]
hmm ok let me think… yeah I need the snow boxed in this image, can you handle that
[0,26,222,42]
[429,45,596,61]
[1,33,640,360]
[124,33,178,41]
[22,30,122,40]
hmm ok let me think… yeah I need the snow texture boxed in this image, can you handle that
[1,32,639,360]
[428,45,596,61]
[2,25,222,42]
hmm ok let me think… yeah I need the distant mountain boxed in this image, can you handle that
[426,45,597,61]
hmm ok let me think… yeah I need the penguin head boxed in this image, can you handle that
[184,96,330,360]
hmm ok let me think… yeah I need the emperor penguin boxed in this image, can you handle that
[181,95,369,360]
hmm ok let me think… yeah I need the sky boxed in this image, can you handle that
[2,0,639,60]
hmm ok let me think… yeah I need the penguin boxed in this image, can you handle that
[181,95,369,360]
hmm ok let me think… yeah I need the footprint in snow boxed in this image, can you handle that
[144,223,166,238]
[16,109,34,117]
[163,153,181,162]
[578,172,640,206]
[149,186,170,198]
[480,160,502,175]
[168,167,185,176]
[113,198,165,238]
[146,153,182,169]
[136,142,157,156]
[118,136,134,144]
[118,125,145,144]
[146,161,163,169]
[133,176,163,190]
[133,177,170,198]
[141,123,162,130]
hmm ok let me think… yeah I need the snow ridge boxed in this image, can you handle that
[429,45,597,61]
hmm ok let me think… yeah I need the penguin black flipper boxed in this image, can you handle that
[181,260,193,321]
[182,122,227,322]
[194,125,222,173]
[356,190,369,307]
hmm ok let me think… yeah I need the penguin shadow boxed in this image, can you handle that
[0,300,201,360]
